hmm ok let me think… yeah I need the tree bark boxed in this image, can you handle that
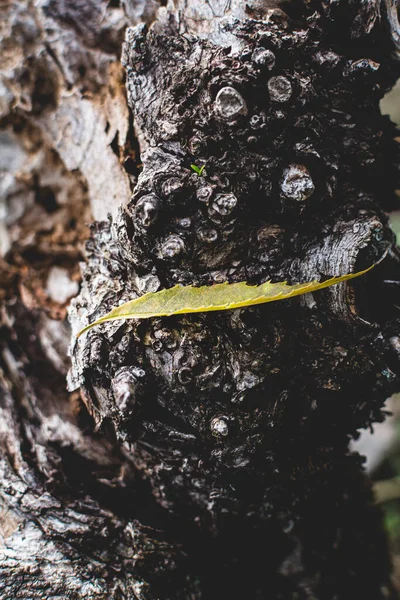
[1,1,400,598]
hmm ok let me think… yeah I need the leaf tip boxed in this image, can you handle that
[76,323,92,338]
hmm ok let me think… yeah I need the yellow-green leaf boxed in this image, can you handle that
[77,262,375,338]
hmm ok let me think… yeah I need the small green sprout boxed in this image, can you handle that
[190,164,205,176]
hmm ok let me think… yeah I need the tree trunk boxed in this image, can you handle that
[2,1,400,598]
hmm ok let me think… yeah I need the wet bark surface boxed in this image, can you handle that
[2,1,400,598]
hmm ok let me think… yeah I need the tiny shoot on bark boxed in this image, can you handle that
[191,164,205,176]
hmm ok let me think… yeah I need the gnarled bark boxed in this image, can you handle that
[1,1,400,598]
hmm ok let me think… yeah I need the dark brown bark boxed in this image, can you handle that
[1,1,400,599]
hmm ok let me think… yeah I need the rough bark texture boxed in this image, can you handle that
[2,1,400,599]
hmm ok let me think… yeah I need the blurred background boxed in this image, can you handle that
[358,80,400,590]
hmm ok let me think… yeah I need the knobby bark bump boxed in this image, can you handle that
[2,1,400,599]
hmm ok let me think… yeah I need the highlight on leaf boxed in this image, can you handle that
[76,262,376,338]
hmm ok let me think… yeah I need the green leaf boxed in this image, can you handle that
[191,164,205,176]
[77,262,375,338]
